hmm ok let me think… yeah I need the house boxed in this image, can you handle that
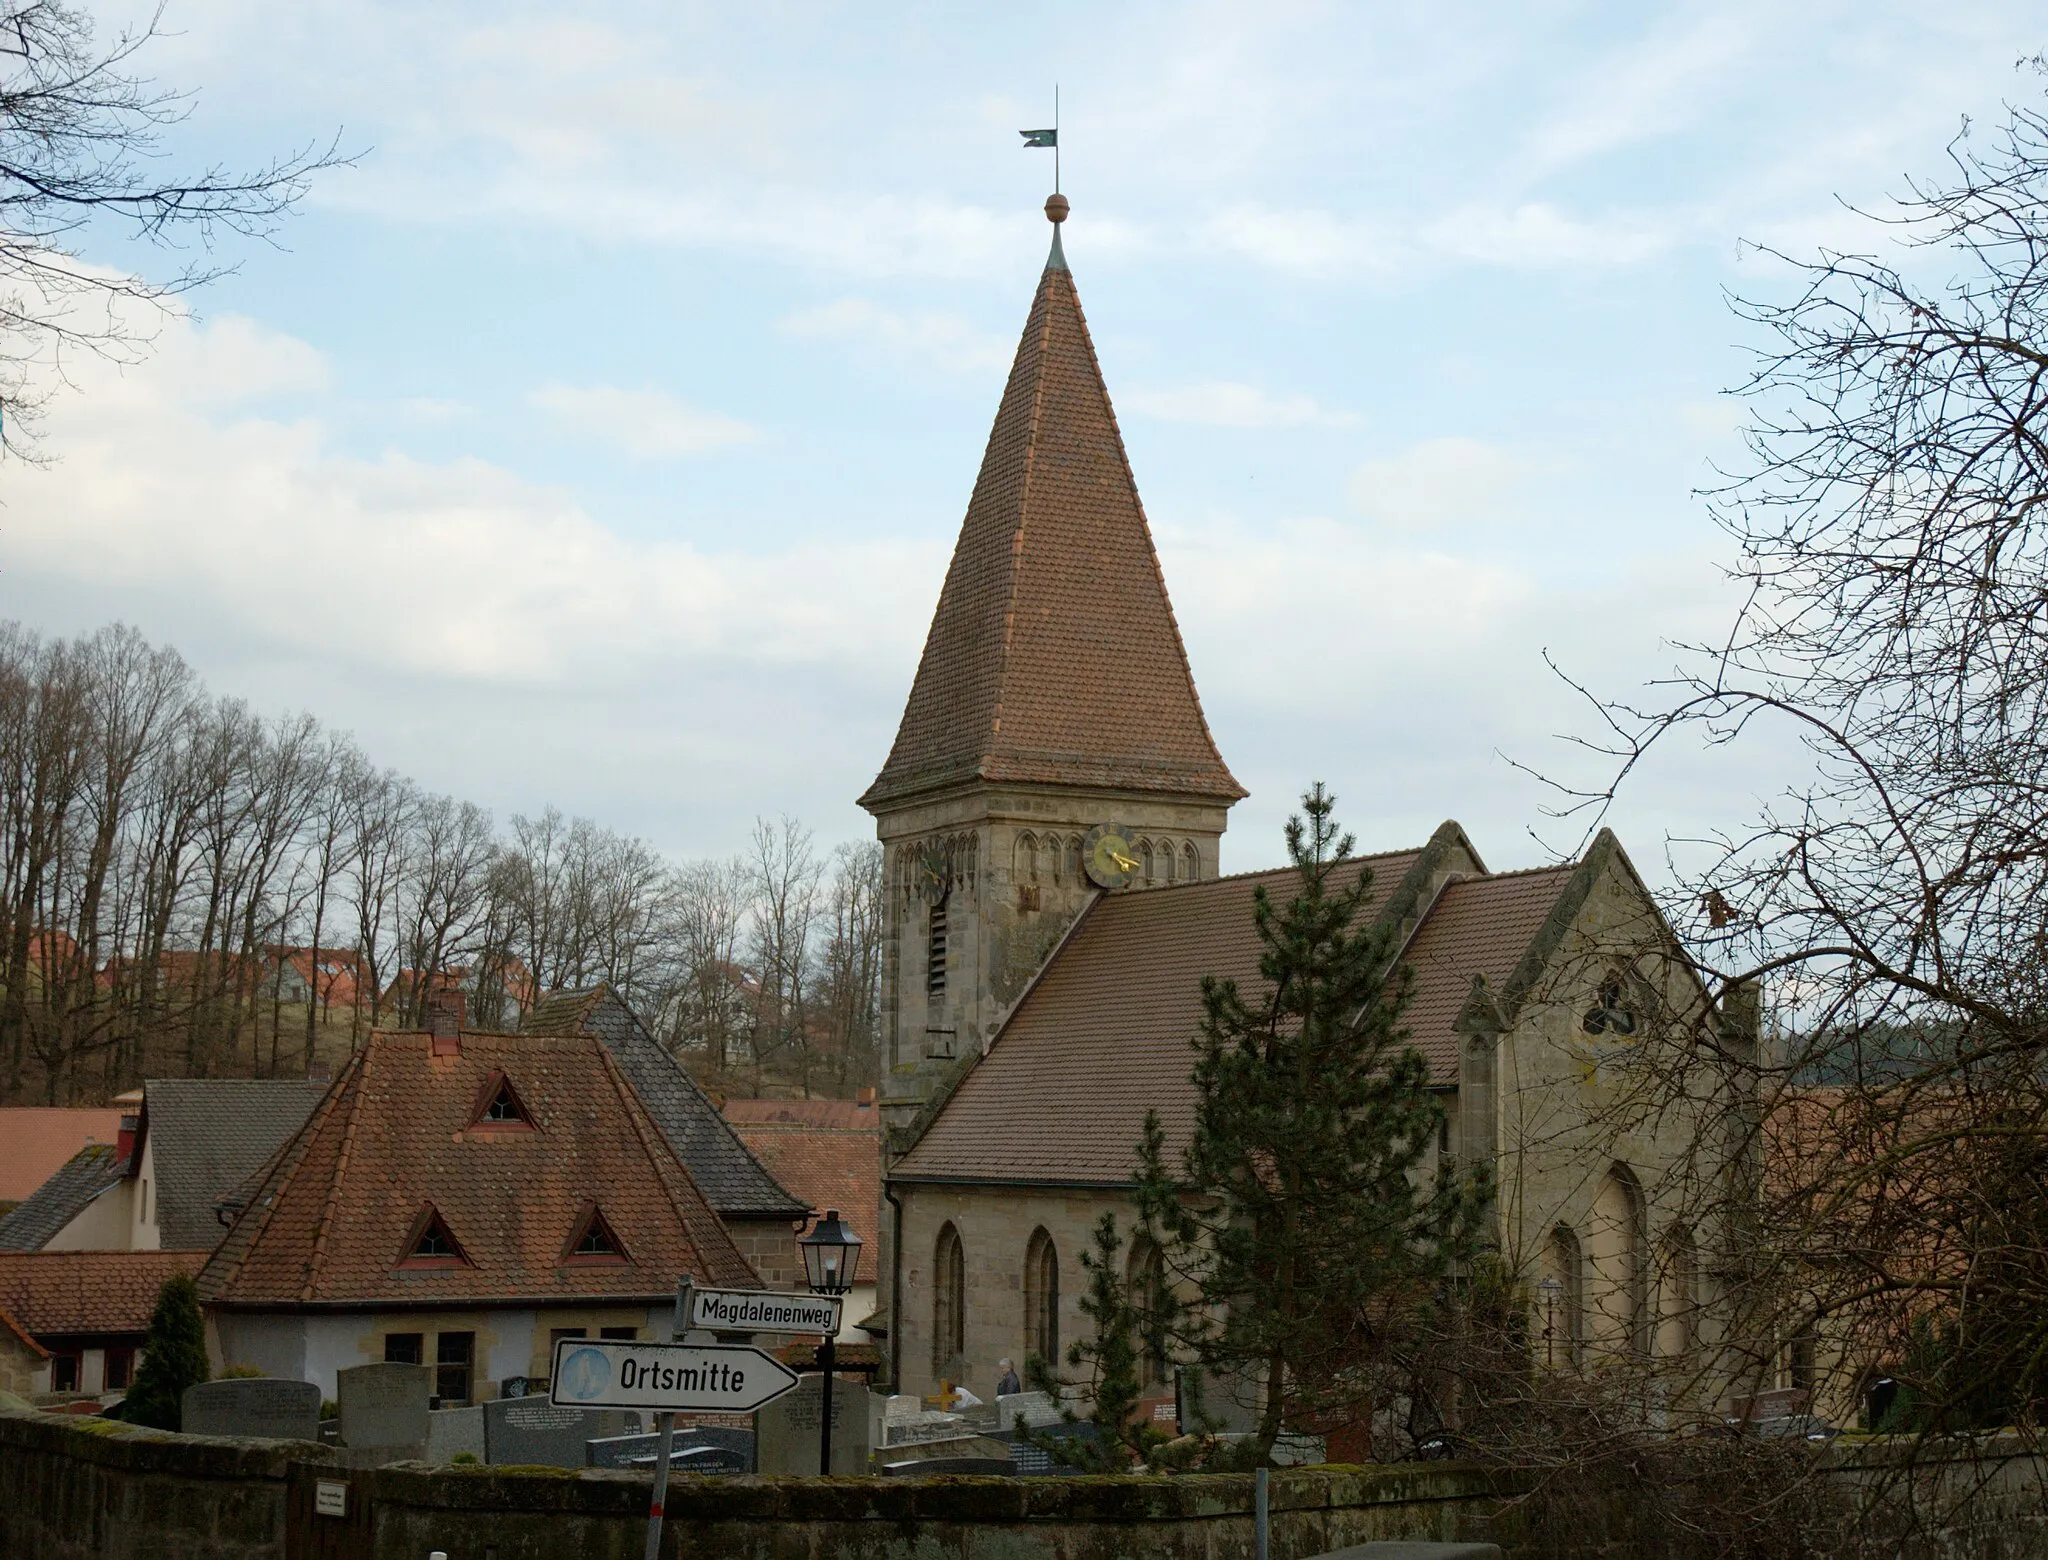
[0,1079,329,1253]
[262,946,369,1010]
[196,1001,760,1401]
[522,985,813,1287]
[0,1106,126,1212]
[862,196,1757,1415]
[723,1093,883,1343]
[0,1297,47,1396]
[0,1251,198,1396]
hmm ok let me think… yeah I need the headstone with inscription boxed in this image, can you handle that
[180,1378,322,1442]
[484,1397,627,1467]
[337,1363,431,1454]
[754,1374,870,1475]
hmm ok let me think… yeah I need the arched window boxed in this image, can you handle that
[1181,842,1200,883]
[1545,1224,1584,1367]
[1024,1227,1060,1369]
[1140,839,1156,884]
[1582,969,1639,1035]
[1065,836,1083,883]
[1015,831,1039,882]
[1127,1235,1168,1389]
[1657,1225,1698,1359]
[1594,1164,1649,1357]
[933,1223,966,1377]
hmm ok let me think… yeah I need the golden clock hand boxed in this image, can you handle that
[1108,849,1138,872]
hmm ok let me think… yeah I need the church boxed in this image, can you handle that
[862,194,1761,1418]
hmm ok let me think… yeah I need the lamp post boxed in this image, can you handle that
[1538,1276,1562,1368]
[798,1209,862,1476]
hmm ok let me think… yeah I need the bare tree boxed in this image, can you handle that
[0,0,346,446]
[745,815,822,1090]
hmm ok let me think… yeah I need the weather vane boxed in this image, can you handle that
[1020,84,1059,193]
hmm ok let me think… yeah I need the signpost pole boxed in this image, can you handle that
[643,1275,692,1560]
[815,1332,836,1475]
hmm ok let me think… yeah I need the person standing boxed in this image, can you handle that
[996,1358,1022,1397]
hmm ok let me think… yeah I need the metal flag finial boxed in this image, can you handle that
[1019,84,1060,194]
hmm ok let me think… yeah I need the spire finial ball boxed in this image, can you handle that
[1045,193,1069,224]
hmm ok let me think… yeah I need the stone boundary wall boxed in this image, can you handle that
[0,1406,331,1560]
[7,1405,2048,1560]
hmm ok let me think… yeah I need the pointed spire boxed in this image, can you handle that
[860,198,1243,812]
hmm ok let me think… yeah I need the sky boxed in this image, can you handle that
[1,0,2041,882]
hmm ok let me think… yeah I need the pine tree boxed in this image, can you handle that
[1023,1213,1174,1471]
[119,1272,209,1430]
[1133,783,1490,1465]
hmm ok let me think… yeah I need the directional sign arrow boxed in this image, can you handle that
[548,1337,800,1414]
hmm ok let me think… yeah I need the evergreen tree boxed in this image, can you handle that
[119,1272,209,1430]
[1134,783,1490,1465]
[1023,1213,1175,1471]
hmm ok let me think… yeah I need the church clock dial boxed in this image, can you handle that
[915,850,949,904]
[1082,824,1140,890]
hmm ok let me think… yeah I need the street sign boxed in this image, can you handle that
[688,1286,844,1336]
[548,1338,799,1414]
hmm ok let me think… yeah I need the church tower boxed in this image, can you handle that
[860,195,1244,1125]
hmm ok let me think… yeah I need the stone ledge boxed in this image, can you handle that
[0,1405,331,1479]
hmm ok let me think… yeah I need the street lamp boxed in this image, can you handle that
[1537,1276,1562,1368]
[798,1210,862,1475]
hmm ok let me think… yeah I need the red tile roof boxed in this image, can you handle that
[1398,866,1581,1077]
[723,1100,882,1253]
[894,851,1425,1184]
[894,849,1591,1187]
[860,228,1242,810]
[198,1030,759,1308]
[0,1108,127,1202]
[0,1252,198,1337]
[0,1298,45,1358]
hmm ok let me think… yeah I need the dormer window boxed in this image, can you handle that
[465,1070,534,1132]
[398,1204,470,1268]
[562,1201,630,1266]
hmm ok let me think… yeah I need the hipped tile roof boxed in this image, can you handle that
[723,1099,882,1254]
[860,225,1242,810]
[139,1079,331,1251]
[0,1107,125,1202]
[521,987,806,1220]
[893,845,1589,1187]
[0,1143,125,1252]
[198,1030,759,1309]
[0,1251,197,1337]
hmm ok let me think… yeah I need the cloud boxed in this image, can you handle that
[1121,381,1359,430]
[1347,437,1528,528]
[778,299,1010,373]
[528,383,756,459]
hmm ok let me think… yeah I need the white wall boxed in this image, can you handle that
[44,1180,134,1251]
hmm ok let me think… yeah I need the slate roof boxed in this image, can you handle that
[0,1143,125,1252]
[140,1079,331,1251]
[893,850,1424,1184]
[860,214,1242,811]
[197,1029,759,1309]
[723,1098,882,1253]
[522,987,806,1221]
[0,1251,198,1337]
[0,1107,125,1202]
[893,843,1597,1188]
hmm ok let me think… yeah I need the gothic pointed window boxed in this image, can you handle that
[398,1204,470,1268]
[1024,1227,1060,1368]
[933,1222,966,1377]
[1581,972,1639,1036]
[562,1202,630,1266]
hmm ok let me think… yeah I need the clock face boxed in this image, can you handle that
[915,852,949,904]
[1082,824,1140,890]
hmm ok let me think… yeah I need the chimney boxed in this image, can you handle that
[855,1087,876,1109]
[116,1113,138,1165]
[427,989,466,1057]
[306,1060,332,1083]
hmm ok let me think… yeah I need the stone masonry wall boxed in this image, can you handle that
[0,1405,328,1560]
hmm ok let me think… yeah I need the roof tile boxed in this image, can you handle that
[0,1251,198,1337]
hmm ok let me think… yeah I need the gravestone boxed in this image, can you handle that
[426,1405,485,1462]
[483,1398,631,1467]
[881,1454,1014,1477]
[995,1391,1062,1432]
[336,1362,430,1454]
[884,1408,969,1445]
[180,1378,322,1442]
[755,1375,869,1475]
[587,1425,754,1472]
